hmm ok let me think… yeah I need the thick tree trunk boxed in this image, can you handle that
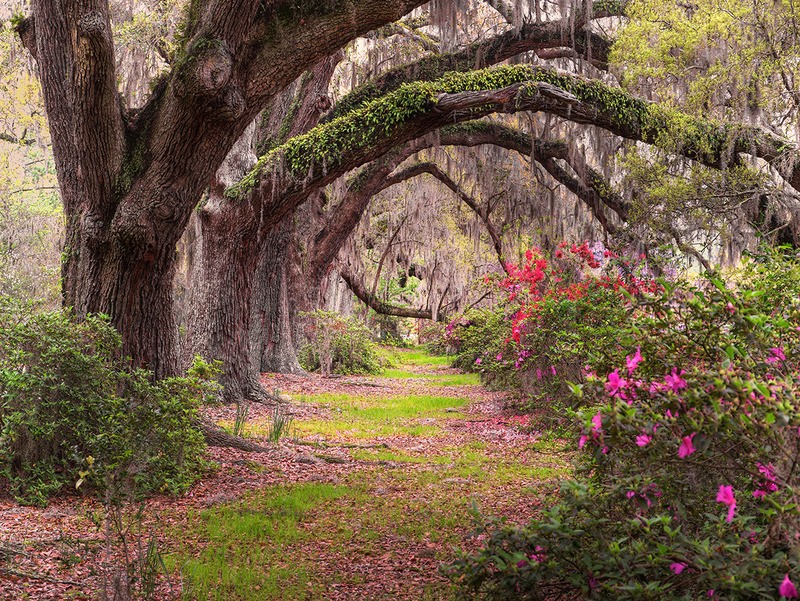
[251,217,305,374]
[185,193,270,402]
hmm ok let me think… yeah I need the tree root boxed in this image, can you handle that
[196,419,271,453]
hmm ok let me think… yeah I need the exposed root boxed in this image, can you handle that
[196,419,270,453]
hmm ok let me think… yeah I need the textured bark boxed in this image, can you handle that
[252,218,306,374]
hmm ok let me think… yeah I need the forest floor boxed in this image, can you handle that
[0,349,573,600]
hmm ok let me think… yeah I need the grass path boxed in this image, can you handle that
[0,349,572,600]
[178,349,571,600]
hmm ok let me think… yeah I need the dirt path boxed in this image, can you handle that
[0,349,571,600]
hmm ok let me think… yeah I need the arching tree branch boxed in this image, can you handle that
[383,162,508,270]
[339,269,439,320]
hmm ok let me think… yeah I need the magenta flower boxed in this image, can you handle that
[664,368,687,392]
[670,562,687,574]
[678,433,696,458]
[536,368,542,380]
[591,412,602,432]
[716,485,736,523]
[780,574,798,598]
[496,353,503,361]
[528,546,546,563]
[636,433,652,447]
[754,463,779,498]
[606,369,626,395]
[474,358,482,365]
[626,346,643,375]
[550,365,557,376]
[767,346,787,365]
[578,435,588,448]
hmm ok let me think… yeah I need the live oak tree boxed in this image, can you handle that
[16,0,800,405]
[15,0,433,379]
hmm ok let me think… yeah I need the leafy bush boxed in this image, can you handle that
[299,310,382,375]
[419,322,450,355]
[447,248,800,600]
[0,298,209,506]
[448,243,652,416]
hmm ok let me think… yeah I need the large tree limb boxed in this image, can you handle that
[339,269,438,320]
[231,64,800,239]
[328,11,614,121]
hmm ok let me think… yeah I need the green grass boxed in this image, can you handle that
[169,347,571,600]
[282,393,468,439]
[377,369,481,386]
[167,483,350,600]
[393,348,453,366]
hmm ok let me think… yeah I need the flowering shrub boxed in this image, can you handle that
[448,248,800,599]
[449,243,654,418]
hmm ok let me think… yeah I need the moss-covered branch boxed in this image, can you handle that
[327,10,613,121]
[229,63,800,235]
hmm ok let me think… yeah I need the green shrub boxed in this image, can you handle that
[298,310,382,375]
[419,322,449,355]
[0,298,209,506]
[447,248,800,600]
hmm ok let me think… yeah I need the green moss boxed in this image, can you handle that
[227,63,753,201]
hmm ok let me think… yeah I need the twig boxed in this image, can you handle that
[0,567,82,586]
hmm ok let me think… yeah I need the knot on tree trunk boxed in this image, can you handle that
[194,41,234,95]
[214,85,247,121]
[111,205,156,256]
[78,11,106,38]
[82,212,108,249]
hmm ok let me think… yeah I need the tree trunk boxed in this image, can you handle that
[185,193,269,402]
[251,217,305,374]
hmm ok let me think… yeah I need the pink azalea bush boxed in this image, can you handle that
[448,248,800,600]
[447,243,654,422]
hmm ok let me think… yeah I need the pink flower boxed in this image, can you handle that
[536,368,542,380]
[716,485,736,523]
[626,347,643,374]
[474,358,482,365]
[606,369,626,395]
[780,574,798,598]
[528,546,546,563]
[591,412,603,431]
[767,347,787,365]
[754,463,779,498]
[664,368,687,392]
[550,365,557,376]
[578,435,588,448]
[636,433,652,447]
[670,562,687,574]
[496,353,503,361]
[678,433,696,458]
